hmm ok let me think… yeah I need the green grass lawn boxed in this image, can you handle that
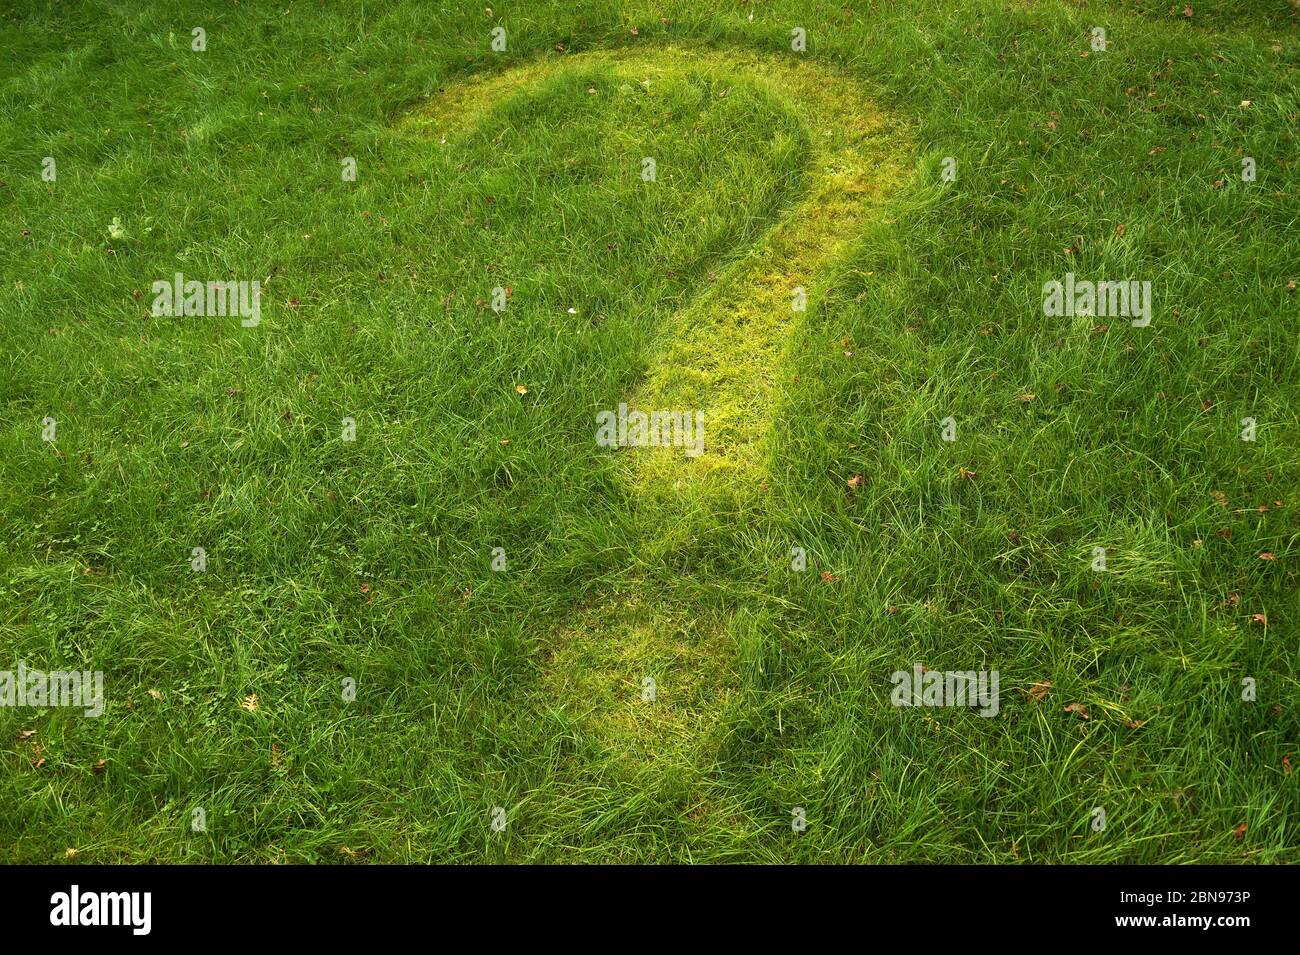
[1,0,1296,863]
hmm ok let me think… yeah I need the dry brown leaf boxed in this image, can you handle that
[846,474,864,492]
[1028,680,1052,702]
[1016,393,1036,403]
[1251,613,1267,626]
[147,689,163,701]
[92,758,107,774]
[240,693,259,712]
[819,571,837,583]
[1064,702,1091,720]
[958,466,976,480]
[1233,822,1247,841]
[1258,552,1276,561]
[18,729,35,742]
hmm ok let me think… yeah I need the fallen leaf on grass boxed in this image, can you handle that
[820,571,837,583]
[147,689,163,701]
[846,474,864,492]
[1233,822,1247,841]
[1064,702,1091,720]
[1251,613,1267,626]
[1027,680,1052,702]
[18,729,35,742]
[1284,755,1292,776]
[958,466,976,480]
[240,693,259,712]
[1258,552,1276,561]
[92,759,106,774]
[515,384,528,395]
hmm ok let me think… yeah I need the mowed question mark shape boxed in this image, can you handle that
[408,45,906,762]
